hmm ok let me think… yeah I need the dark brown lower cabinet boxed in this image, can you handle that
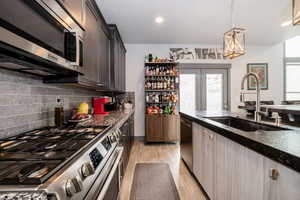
[129,115,134,149]
[146,115,164,142]
[120,115,134,170]
[145,115,180,142]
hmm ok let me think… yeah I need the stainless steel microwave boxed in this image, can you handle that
[0,0,84,76]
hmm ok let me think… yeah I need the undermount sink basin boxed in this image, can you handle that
[205,116,290,132]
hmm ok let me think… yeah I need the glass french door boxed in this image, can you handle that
[180,68,229,111]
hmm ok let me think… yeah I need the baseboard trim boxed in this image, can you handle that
[134,136,145,141]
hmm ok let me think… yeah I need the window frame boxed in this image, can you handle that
[284,41,300,100]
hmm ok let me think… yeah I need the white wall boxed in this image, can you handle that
[230,44,284,112]
[125,43,284,136]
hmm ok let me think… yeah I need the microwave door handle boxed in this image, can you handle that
[75,34,80,66]
[74,33,80,67]
[69,32,81,67]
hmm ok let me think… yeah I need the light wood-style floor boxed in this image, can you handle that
[119,139,206,200]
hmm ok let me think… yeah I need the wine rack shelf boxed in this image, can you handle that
[144,60,180,143]
[145,90,177,92]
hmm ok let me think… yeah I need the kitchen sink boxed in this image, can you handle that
[205,116,290,132]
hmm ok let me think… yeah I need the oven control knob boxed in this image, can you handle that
[112,132,117,138]
[81,162,95,178]
[114,132,120,141]
[116,130,121,139]
[65,177,82,196]
[113,134,118,141]
[109,135,116,143]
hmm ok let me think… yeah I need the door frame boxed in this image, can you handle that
[179,63,231,111]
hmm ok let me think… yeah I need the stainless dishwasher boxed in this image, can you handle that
[180,116,193,171]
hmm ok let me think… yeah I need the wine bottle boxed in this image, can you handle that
[167,77,170,89]
[155,94,159,103]
[148,54,153,62]
[145,79,148,89]
[158,77,162,89]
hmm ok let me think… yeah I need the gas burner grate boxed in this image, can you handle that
[0,125,109,184]
[0,160,62,185]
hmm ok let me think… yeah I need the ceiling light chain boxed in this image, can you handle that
[230,0,235,27]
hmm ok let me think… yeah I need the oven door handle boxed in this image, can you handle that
[97,148,123,200]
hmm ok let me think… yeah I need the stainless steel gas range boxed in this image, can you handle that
[0,124,123,200]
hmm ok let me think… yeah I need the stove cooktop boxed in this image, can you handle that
[0,125,108,185]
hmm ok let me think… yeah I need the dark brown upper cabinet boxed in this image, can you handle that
[81,1,99,84]
[45,0,126,91]
[81,0,110,88]
[58,0,84,26]
[97,21,111,88]
[108,25,126,92]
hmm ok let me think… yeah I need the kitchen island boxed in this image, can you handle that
[180,110,300,200]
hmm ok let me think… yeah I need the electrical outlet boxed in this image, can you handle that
[56,96,64,105]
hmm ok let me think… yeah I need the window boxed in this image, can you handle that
[180,74,196,112]
[179,68,229,111]
[286,64,300,100]
[206,74,223,111]
[285,36,300,100]
[286,36,300,57]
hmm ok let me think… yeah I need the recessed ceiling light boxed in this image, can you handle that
[281,20,292,27]
[155,17,164,24]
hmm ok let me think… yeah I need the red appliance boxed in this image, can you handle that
[93,97,110,114]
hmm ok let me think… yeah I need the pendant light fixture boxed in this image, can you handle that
[223,0,246,59]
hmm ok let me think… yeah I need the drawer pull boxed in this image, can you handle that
[269,168,279,180]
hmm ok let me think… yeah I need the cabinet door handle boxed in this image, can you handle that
[209,134,214,140]
[269,168,279,180]
[97,83,104,86]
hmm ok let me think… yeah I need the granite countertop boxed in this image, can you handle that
[80,109,134,128]
[180,109,300,173]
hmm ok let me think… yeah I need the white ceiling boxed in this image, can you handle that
[97,0,293,45]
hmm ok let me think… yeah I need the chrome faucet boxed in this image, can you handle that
[240,72,263,122]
